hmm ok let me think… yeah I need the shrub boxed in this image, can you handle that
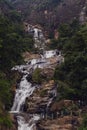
[32,68,42,84]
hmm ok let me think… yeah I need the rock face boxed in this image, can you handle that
[37,116,80,130]
[11,0,86,33]
[10,32,83,130]
[25,79,55,111]
[21,51,59,115]
[79,0,87,24]
[50,100,74,112]
[21,52,81,130]
[10,48,65,130]
[22,52,41,62]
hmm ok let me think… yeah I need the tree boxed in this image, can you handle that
[54,24,87,103]
[32,68,42,84]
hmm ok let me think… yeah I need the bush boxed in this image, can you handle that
[32,68,42,84]
[0,115,12,128]
[79,115,87,130]
[54,23,87,102]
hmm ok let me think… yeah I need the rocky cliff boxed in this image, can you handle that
[10,0,87,32]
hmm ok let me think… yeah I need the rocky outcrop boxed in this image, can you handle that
[50,100,74,112]
[79,0,87,24]
[24,79,56,113]
[36,116,81,130]
[9,114,18,130]
[22,51,58,114]
[22,52,41,62]
[0,113,17,130]
[11,71,22,96]
[21,50,82,130]
[11,0,86,34]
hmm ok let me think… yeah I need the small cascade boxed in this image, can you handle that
[11,58,47,129]
[11,57,51,113]
[17,115,40,130]
[27,25,45,50]
[11,75,35,112]
[44,50,58,58]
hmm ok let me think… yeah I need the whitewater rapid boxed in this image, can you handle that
[11,26,61,130]
[11,49,59,130]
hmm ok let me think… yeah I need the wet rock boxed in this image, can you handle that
[41,68,54,80]
[26,74,32,82]
[24,79,56,115]
[22,52,41,62]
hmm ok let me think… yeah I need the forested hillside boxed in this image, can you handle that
[1,0,87,130]
[52,21,87,130]
[0,0,34,129]
[10,0,86,33]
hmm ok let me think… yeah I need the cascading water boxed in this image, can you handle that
[11,75,35,112]
[17,115,40,130]
[11,26,61,130]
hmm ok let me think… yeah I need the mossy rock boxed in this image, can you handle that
[32,68,42,84]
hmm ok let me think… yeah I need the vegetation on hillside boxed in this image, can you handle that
[1,1,87,129]
[10,0,86,34]
[0,0,34,128]
[54,20,87,104]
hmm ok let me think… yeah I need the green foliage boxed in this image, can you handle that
[22,37,34,52]
[0,79,12,108]
[0,71,12,110]
[0,13,34,71]
[54,23,87,103]
[49,39,59,50]
[0,77,13,128]
[0,115,12,128]
[49,20,80,50]
[8,10,22,22]
[0,4,34,128]
[32,0,63,11]
[32,68,42,84]
[40,89,47,97]
[79,115,87,130]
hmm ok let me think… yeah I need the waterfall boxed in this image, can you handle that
[17,115,40,130]
[11,57,47,130]
[11,25,61,130]
[11,75,35,112]
[43,50,57,58]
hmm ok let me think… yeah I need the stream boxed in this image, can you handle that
[10,26,61,130]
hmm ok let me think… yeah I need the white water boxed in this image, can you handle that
[44,50,57,58]
[11,75,35,112]
[25,25,45,49]
[11,58,44,130]
[11,49,60,130]
[11,25,62,130]
[18,115,40,130]
[11,50,58,111]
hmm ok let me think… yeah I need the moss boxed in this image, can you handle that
[40,89,47,97]
[79,114,87,130]
[0,115,13,128]
[32,68,42,84]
